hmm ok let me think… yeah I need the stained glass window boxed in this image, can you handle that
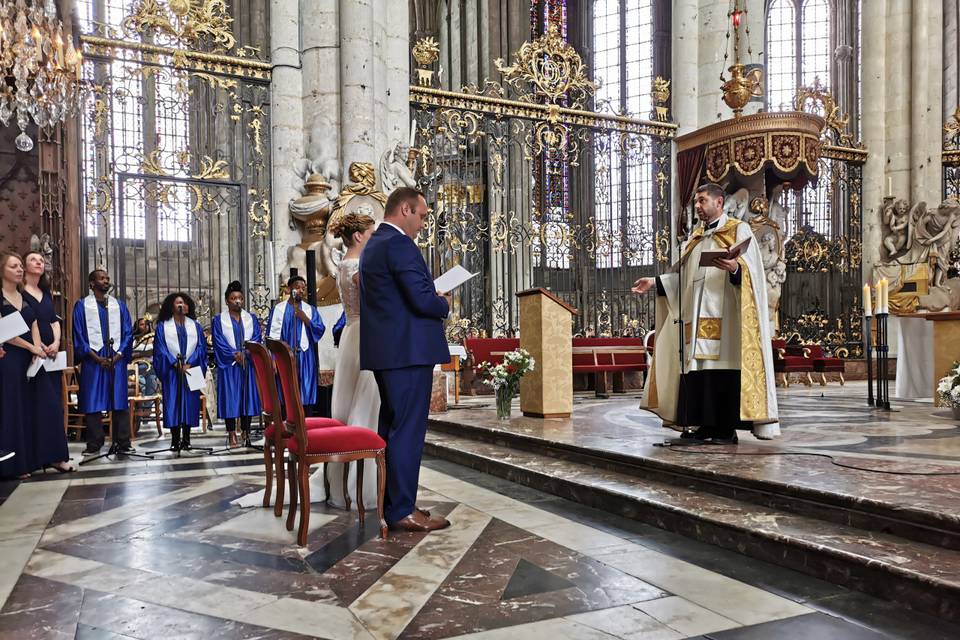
[592,0,655,267]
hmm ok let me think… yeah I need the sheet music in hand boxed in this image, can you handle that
[433,265,478,294]
[43,351,68,372]
[698,236,751,267]
[185,367,207,392]
[26,357,43,379]
[0,311,29,344]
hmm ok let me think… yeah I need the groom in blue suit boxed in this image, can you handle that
[360,187,452,531]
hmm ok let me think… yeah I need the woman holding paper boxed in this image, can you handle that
[325,212,380,509]
[153,292,207,452]
[23,251,72,472]
[0,252,45,478]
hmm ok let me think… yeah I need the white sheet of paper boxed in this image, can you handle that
[434,265,477,294]
[0,311,29,344]
[26,357,43,379]
[43,351,68,372]
[185,367,207,392]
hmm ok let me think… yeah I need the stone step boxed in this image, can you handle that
[427,415,960,552]
[424,430,960,623]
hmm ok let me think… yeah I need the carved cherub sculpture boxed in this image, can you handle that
[379,142,418,194]
[881,198,911,261]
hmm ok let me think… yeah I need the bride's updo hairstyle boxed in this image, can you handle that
[329,212,376,247]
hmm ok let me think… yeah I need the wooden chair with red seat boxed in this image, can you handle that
[245,341,343,518]
[771,338,814,387]
[266,337,388,545]
[806,344,847,385]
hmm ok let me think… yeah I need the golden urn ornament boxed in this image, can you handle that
[721,64,762,118]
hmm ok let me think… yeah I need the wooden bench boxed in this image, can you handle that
[572,345,648,397]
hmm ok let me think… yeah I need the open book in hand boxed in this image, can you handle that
[698,236,751,268]
[434,265,478,294]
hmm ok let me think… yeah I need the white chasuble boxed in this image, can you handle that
[640,214,780,439]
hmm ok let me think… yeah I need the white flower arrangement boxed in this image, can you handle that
[937,362,960,409]
[478,348,535,393]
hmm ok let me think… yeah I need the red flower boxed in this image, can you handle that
[506,365,516,374]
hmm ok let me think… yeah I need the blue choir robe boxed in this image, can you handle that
[266,300,325,406]
[211,309,262,419]
[71,295,133,413]
[153,318,207,428]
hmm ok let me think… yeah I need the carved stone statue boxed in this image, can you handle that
[285,171,338,297]
[323,162,388,282]
[750,217,786,332]
[875,198,960,312]
[723,187,749,220]
[918,277,960,312]
[379,142,418,194]
[914,200,960,287]
[881,198,911,261]
[29,233,53,271]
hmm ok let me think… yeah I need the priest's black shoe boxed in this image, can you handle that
[680,428,710,441]
[707,432,738,445]
[117,444,137,454]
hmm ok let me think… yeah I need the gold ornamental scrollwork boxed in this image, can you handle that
[412,37,440,66]
[494,23,597,109]
[654,227,671,264]
[191,157,229,181]
[652,77,670,121]
[794,79,860,149]
[122,0,236,55]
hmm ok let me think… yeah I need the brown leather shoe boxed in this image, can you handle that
[416,506,431,517]
[388,510,451,532]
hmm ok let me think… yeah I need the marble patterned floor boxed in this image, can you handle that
[0,427,957,639]
[432,382,960,528]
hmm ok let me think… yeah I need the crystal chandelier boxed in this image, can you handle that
[0,0,84,152]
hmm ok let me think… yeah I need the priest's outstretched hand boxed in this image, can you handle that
[631,277,655,295]
[711,257,739,273]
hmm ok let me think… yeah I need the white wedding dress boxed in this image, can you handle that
[325,259,381,509]
[232,259,380,510]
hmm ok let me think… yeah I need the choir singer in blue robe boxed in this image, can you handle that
[266,275,325,410]
[153,292,207,452]
[212,281,262,447]
[72,269,134,456]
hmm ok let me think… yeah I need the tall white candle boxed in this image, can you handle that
[863,283,872,316]
[409,119,417,147]
[887,177,893,198]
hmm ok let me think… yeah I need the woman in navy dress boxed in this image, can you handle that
[153,292,207,452]
[0,252,46,478]
[211,281,262,447]
[23,251,72,472]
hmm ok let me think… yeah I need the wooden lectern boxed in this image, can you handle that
[517,288,577,418]
[925,311,960,405]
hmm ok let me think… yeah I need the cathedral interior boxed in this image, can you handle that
[2,1,960,638]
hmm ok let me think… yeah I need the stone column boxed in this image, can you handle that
[696,0,728,126]
[910,0,943,205]
[945,0,959,120]
[269,0,305,281]
[885,1,911,200]
[301,0,341,182]
[860,0,886,280]
[378,0,410,151]
[340,0,377,172]
[672,0,699,134]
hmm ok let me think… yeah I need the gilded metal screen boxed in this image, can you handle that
[409,28,675,339]
[76,0,272,322]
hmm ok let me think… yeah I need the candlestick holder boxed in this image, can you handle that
[863,315,874,407]
[875,312,892,411]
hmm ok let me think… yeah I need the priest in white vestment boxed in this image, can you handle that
[634,183,779,443]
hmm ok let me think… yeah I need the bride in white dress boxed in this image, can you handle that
[325,212,380,510]
[233,213,379,510]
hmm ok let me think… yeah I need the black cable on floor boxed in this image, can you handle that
[659,446,960,476]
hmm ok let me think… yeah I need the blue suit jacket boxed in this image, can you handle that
[359,224,450,370]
